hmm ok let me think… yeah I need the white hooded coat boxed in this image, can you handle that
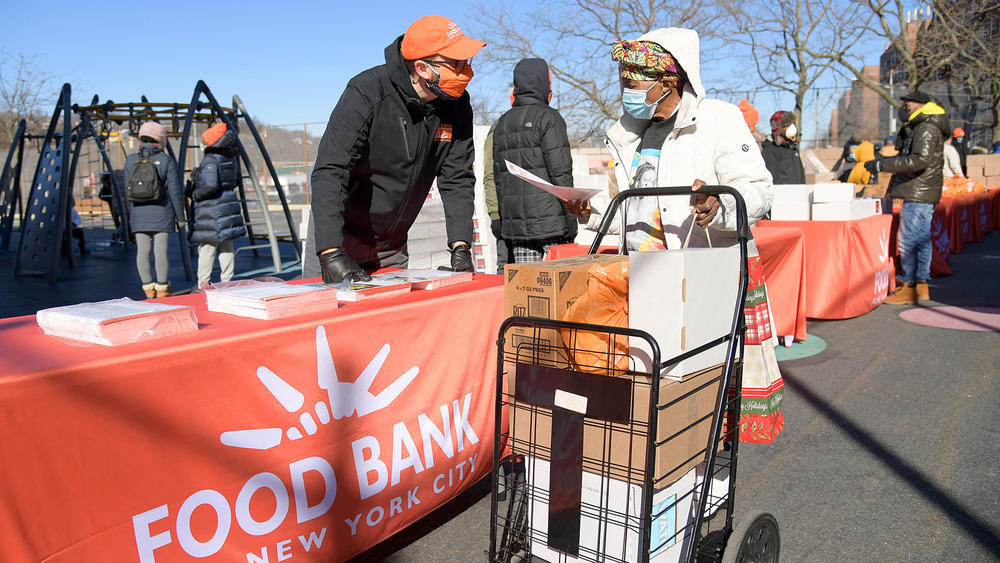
[587,27,774,249]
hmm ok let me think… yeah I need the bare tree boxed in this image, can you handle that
[728,0,872,140]
[0,51,58,146]
[465,0,735,145]
[928,0,1000,141]
[820,0,964,108]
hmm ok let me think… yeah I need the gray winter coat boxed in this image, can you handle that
[124,143,184,233]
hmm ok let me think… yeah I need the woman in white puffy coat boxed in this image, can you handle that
[569,28,784,443]
[571,27,773,250]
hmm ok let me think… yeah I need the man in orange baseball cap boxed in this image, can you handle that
[306,15,486,282]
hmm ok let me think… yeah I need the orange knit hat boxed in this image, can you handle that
[202,123,227,146]
[738,99,759,132]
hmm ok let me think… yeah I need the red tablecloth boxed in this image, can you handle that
[889,192,995,278]
[755,214,895,320]
[546,231,808,342]
[989,187,1000,228]
[933,192,994,253]
[889,205,954,278]
[0,276,506,562]
[750,226,808,341]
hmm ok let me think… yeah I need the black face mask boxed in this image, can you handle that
[897,106,911,123]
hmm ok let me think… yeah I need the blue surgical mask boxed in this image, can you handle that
[622,82,667,120]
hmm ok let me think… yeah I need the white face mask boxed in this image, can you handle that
[785,123,798,141]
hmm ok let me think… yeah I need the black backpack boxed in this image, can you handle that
[127,147,165,203]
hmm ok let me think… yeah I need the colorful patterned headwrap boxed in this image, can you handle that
[612,40,680,81]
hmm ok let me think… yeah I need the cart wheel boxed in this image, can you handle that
[722,511,780,563]
[496,457,530,562]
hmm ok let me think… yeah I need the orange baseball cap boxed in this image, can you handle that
[400,15,486,61]
[202,123,227,146]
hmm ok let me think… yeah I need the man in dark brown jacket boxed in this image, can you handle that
[866,91,949,304]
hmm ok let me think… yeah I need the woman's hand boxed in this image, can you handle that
[565,199,592,223]
[690,179,720,228]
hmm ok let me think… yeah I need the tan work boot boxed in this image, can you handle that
[885,282,917,305]
[142,283,156,299]
[915,280,930,302]
[154,282,172,298]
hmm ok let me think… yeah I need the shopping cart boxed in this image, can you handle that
[488,186,780,563]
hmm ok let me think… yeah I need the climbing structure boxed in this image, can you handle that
[2,81,302,283]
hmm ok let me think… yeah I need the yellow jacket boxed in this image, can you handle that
[847,141,876,185]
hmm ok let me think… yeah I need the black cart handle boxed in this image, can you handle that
[588,185,750,255]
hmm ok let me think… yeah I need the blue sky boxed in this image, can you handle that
[2,1,480,126]
[3,0,838,143]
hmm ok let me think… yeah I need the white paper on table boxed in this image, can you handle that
[504,160,602,202]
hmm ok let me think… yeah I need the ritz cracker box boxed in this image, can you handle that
[503,254,627,365]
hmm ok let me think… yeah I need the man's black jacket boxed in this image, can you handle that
[310,36,475,255]
[884,108,950,204]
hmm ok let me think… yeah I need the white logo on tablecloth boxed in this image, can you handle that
[872,227,890,306]
[877,228,889,263]
[220,326,419,450]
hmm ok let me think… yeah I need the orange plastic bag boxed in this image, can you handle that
[560,259,630,375]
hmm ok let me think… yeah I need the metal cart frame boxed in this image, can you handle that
[488,187,779,563]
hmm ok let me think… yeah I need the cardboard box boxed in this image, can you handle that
[860,180,888,198]
[965,165,984,179]
[694,448,731,519]
[812,182,857,203]
[504,254,627,364]
[629,248,741,379]
[805,172,837,183]
[966,154,988,167]
[769,184,814,220]
[811,199,877,221]
[770,200,811,220]
[877,172,891,196]
[821,200,875,221]
[854,198,879,217]
[804,147,843,172]
[985,156,1000,177]
[526,458,697,563]
[772,184,815,203]
[811,201,852,221]
[863,197,892,214]
[508,363,725,486]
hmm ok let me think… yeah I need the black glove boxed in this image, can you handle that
[319,249,371,284]
[439,242,474,272]
[491,219,502,240]
[864,155,883,175]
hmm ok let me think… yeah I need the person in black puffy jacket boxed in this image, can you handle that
[492,58,577,263]
[190,123,246,286]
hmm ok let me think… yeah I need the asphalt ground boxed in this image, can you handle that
[347,230,1000,563]
[2,226,998,562]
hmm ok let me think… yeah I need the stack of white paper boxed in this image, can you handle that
[371,269,473,290]
[204,281,339,319]
[36,298,199,346]
[328,278,413,302]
